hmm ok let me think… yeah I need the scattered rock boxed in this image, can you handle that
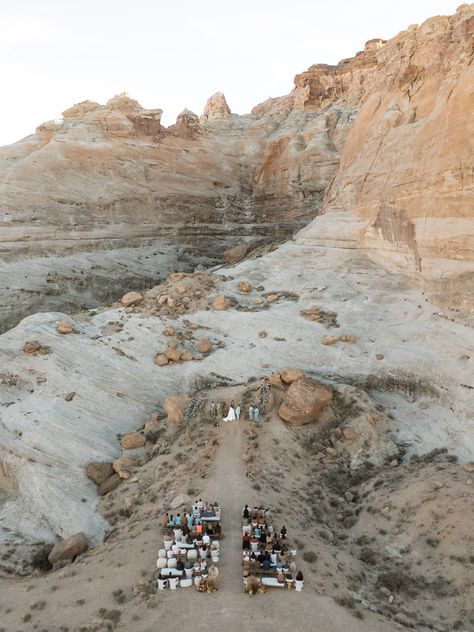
[23,341,52,355]
[258,330,267,338]
[197,338,213,354]
[339,334,357,344]
[98,474,122,495]
[154,353,169,366]
[223,242,254,264]
[87,461,114,485]
[180,352,193,361]
[121,291,143,308]
[280,368,304,384]
[163,326,176,336]
[113,456,136,479]
[376,353,385,360]
[57,321,74,335]
[164,395,188,425]
[165,345,182,362]
[325,447,338,457]
[300,306,339,328]
[344,491,354,502]
[64,391,76,402]
[237,281,252,293]
[121,432,145,450]
[321,335,339,346]
[463,463,474,473]
[267,294,278,303]
[278,378,333,426]
[48,532,88,564]
[212,295,228,311]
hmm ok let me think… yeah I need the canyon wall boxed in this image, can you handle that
[295,4,474,309]
[0,4,473,330]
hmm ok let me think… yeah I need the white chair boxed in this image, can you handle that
[158,549,167,559]
[169,577,179,590]
[179,578,192,588]
[173,529,182,541]
[164,539,173,551]
[242,525,251,535]
[270,553,278,565]
[185,567,194,579]
[194,576,202,588]
[157,577,168,591]
[295,580,304,592]
[187,549,198,561]
[211,541,220,551]
[167,558,177,568]
[167,550,174,559]
[200,560,207,571]
[156,558,167,569]
[171,544,180,556]
[211,551,219,563]
[251,541,259,554]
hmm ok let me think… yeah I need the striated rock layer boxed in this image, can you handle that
[0,4,473,332]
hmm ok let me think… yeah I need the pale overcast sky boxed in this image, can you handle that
[0,0,463,146]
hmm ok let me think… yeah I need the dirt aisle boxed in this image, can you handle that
[201,418,249,593]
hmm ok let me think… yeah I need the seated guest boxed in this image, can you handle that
[202,533,211,546]
[214,522,222,534]
[273,542,282,554]
[175,513,182,526]
[208,564,219,577]
[242,504,250,519]
[195,523,203,534]
[259,530,266,544]
[242,536,251,551]
[182,523,190,536]
[296,570,304,582]
[199,544,208,560]
[162,513,169,526]
[197,498,204,511]
[262,554,271,570]
[280,525,287,538]
[176,559,185,571]
[169,514,175,526]
[186,513,194,528]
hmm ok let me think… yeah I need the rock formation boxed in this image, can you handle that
[1,6,471,329]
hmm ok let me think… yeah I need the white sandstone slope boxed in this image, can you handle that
[0,241,472,548]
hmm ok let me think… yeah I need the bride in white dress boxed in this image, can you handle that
[223,406,236,422]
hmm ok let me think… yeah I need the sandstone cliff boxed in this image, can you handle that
[0,4,472,331]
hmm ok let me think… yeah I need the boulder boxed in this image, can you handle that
[463,463,474,473]
[224,242,254,265]
[268,372,284,390]
[165,346,182,362]
[98,474,122,495]
[212,295,228,311]
[339,334,357,344]
[180,352,193,361]
[278,378,333,426]
[237,281,252,293]
[113,456,136,479]
[267,294,278,303]
[121,291,143,308]
[57,321,74,335]
[87,461,114,485]
[280,368,304,384]
[23,340,51,355]
[48,532,88,564]
[198,338,213,354]
[121,432,145,450]
[321,335,338,346]
[154,353,169,366]
[164,395,188,425]
[65,392,76,402]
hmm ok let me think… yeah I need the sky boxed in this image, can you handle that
[0,0,463,146]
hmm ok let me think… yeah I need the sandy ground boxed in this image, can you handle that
[1,378,471,632]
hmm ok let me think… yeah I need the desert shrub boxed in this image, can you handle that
[98,608,121,625]
[303,550,317,563]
